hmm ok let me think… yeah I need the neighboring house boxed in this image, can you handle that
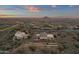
[34,32,54,41]
[73,25,79,29]
[47,34,54,40]
[33,34,40,41]
[68,25,79,30]
[39,32,48,40]
[13,31,29,41]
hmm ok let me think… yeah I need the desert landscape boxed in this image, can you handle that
[0,17,79,54]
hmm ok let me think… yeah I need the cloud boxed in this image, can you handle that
[27,5,43,12]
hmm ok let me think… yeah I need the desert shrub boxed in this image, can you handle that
[13,41,21,48]
[57,33,61,36]
[74,42,79,48]
[41,49,50,54]
[62,45,69,49]
[29,45,37,52]
[75,33,79,41]
[54,35,57,38]
[58,46,64,52]
[15,49,25,54]
[75,38,79,41]
[28,35,31,39]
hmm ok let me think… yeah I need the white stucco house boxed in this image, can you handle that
[13,31,29,41]
[34,32,54,41]
[47,34,54,40]
[39,32,48,40]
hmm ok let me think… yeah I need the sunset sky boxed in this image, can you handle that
[0,5,79,18]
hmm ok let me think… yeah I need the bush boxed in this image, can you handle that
[58,46,64,52]
[76,38,79,41]
[74,42,79,48]
[29,45,36,52]
[63,45,68,49]
[41,49,50,54]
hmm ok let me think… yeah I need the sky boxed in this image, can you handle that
[0,5,79,18]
